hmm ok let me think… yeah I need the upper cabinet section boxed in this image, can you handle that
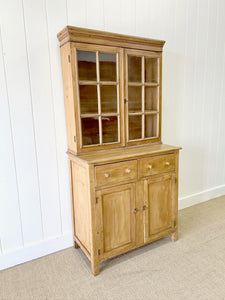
[58,26,165,154]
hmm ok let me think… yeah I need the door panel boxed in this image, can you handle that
[144,175,173,243]
[125,49,161,146]
[96,183,136,260]
[73,43,124,153]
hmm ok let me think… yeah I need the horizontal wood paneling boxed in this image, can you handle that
[0,0,225,269]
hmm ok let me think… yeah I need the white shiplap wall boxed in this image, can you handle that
[0,0,225,270]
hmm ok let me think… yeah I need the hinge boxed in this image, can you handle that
[68,55,70,63]
[97,249,100,255]
[74,136,76,142]
[174,220,177,227]
[174,178,177,184]
[124,98,128,104]
[95,197,98,204]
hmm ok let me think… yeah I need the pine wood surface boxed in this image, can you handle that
[57,26,165,52]
[58,26,181,275]
[68,143,181,165]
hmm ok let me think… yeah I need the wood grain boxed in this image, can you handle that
[58,26,180,275]
[57,26,165,52]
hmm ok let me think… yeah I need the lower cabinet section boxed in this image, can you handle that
[70,149,179,275]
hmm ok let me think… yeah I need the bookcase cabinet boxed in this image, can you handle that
[57,26,181,275]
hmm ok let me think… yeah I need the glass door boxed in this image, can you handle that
[125,50,161,145]
[75,44,123,151]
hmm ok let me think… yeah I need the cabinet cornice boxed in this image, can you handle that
[57,26,165,52]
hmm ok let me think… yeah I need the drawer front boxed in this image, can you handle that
[139,154,175,178]
[95,160,137,187]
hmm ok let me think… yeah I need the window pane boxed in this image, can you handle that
[145,87,159,111]
[101,85,117,113]
[128,56,141,82]
[129,115,142,140]
[99,53,117,81]
[145,114,158,138]
[79,85,98,114]
[77,50,97,81]
[102,116,118,143]
[128,86,142,112]
[82,117,99,145]
[145,57,159,83]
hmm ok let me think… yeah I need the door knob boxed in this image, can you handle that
[133,208,138,214]
[142,205,147,211]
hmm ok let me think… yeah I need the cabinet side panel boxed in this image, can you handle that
[60,43,77,153]
[71,161,90,252]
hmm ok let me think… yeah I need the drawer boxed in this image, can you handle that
[139,154,175,178]
[95,160,137,187]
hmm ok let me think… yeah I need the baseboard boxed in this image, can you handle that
[178,184,225,210]
[0,232,73,271]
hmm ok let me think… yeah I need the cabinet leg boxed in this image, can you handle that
[171,229,178,242]
[74,241,80,249]
[91,260,99,276]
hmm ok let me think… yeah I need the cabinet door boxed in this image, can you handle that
[143,174,174,243]
[73,43,124,153]
[125,49,161,146]
[95,183,136,260]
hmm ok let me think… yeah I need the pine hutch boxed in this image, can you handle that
[57,26,181,275]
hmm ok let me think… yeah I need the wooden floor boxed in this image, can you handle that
[1,196,225,300]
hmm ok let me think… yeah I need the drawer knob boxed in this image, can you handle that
[148,164,153,169]
[165,161,170,166]
[104,173,110,178]
[125,168,131,174]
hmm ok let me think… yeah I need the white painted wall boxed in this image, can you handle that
[0,0,225,270]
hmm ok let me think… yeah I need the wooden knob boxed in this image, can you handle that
[165,161,170,166]
[125,168,131,174]
[148,164,153,169]
[104,173,110,178]
[142,205,147,211]
[133,208,137,214]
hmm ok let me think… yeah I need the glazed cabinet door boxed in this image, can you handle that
[95,183,136,261]
[125,49,161,146]
[143,174,174,243]
[72,43,124,153]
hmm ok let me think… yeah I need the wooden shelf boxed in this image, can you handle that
[128,111,158,116]
[81,113,118,118]
[79,80,118,85]
[128,82,159,87]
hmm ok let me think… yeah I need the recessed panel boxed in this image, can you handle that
[77,50,97,81]
[79,85,98,114]
[103,189,131,252]
[101,85,117,113]
[81,117,99,145]
[148,179,171,235]
[99,53,117,82]
[102,116,118,143]
[128,56,141,82]
[129,115,142,140]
